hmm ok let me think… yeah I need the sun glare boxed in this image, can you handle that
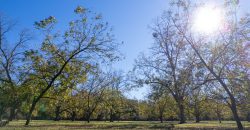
[193,5,224,34]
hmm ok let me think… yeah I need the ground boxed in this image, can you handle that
[0,120,250,130]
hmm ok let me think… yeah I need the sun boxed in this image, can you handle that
[193,5,224,34]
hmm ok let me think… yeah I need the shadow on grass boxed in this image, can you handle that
[2,121,250,130]
[5,124,175,129]
[174,126,250,130]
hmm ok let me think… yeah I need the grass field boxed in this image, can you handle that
[0,120,249,130]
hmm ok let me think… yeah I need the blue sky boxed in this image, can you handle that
[0,0,169,73]
[1,0,250,100]
[0,0,170,100]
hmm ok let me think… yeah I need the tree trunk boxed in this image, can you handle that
[86,110,91,123]
[195,113,200,123]
[179,104,185,124]
[109,109,114,122]
[194,104,200,123]
[71,111,76,121]
[247,112,250,122]
[216,105,222,124]
[218,116,222,124]
[159,109,164,123]
[25,55,73,125]
[187,35,244,130]
[178,101,186,124]
[230,100,243,130]
[160,115,163,123]
[54,106,61,121]
[87,115,90,123]
[25,99,38,126]
[8,107,16,121]
[0,107,4,121]
[118,112,121,122]
[216,109,221,124]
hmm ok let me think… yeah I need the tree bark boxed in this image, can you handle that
[109,109,114,122]
[25,99,37,126]
[194,104,200,123]
[185,40,244,130]
[71,111,76,121]
[160,115,163,123]
[218,115,222,124]
[25,49,80,125]
[195,113,200,123]
[195,109,200,123]
[0,106,4,122]
[230,101,243,130]
[8,107,16,121]
[216,104,222,124]
[247,112,250,122]
[87,114,91,123]
[177,101,186,124]
[86,109,92,123]
[54,106,61,121]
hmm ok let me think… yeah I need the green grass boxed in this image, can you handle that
[0,120,249,130]
[1,120,173,130]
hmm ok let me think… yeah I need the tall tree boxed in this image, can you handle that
[24,6,120,125]
[0,15,32,121]
[132,19,198,123]
[169,1,249,129]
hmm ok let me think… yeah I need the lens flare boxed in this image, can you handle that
[193,5,224,34]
